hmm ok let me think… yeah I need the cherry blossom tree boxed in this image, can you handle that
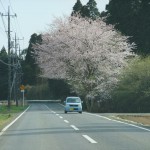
[34,16,135,111]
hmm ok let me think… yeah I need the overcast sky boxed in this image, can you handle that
[0,0,109,51]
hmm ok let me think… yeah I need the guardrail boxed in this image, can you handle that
[26,100,61,103]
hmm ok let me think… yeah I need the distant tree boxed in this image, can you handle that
[34,16,135,111]
[105,0,150,55]
[0,46,8,100]
[0,46,7,57]
[136,0,150,54]
[71,0,83,16]
[48,79,72,100]
[23,33,42,85]
[80,0,100,20]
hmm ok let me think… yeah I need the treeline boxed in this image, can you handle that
[69,0,150,112]
[103,0,150,112]
[20,0,150,112]
[104,0,150,55]
[0,47,8,100]
[1,0,150,112]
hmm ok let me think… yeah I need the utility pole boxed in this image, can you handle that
[17,37,24,57]
[13,33,24,106]
[2,6,16,110]
[13,33,17,106]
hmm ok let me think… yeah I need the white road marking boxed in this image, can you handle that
[52,111,56,114]
[112,119,150,132]
[70,125,79,131]
[84,112,111,121]
[56,114,59,116]
[84,112,150,132]
[82,135,97,144]
[0,106,30,136]
[64,120,69,123]
[59,116,63,119]
[44,105,51,111]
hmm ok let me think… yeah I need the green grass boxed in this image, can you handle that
[0,105,28,130]
[0,105,27,113]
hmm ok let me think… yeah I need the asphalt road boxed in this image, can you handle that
[0,103,150,150]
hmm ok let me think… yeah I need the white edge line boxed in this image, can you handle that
[82,135,97,143]
[84,112,111,121]
[70,125,79,131]
[84,112,150,132]
[112,119,150,132]
[0,105,30,136]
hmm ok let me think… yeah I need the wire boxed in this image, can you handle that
[0,14,8,38]
[8,0,24,50]
[15,18,24,38]
[0,59,14,66]
[0,26,6,36]
[0,0,7,13]
[9,0,15,14]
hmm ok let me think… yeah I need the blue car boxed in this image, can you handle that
[64,97,82,114]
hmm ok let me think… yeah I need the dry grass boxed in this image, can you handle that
[117,115,150,126]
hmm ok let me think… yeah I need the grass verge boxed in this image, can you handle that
[117,115,150,126]
[0,105,28,131]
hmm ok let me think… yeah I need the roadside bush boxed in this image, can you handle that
[112,57,150,112]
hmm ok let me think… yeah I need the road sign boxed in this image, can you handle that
[20,85,25,90]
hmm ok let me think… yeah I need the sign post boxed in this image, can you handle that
[20,85,25,107]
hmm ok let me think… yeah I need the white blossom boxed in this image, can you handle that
[34,16,135,100]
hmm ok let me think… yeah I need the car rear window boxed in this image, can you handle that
[66,98,81,103]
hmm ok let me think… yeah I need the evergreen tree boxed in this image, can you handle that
[80,0,100,20]
[136,0,150,54]
[0,46,7,57]
[71,0,83,16]
[106,0,150,55]
[23,33,42,85]
[0,47,8,100]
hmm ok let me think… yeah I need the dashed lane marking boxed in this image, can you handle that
[82,135,97,144]
[64,120,69,123]
[70,125,79,131]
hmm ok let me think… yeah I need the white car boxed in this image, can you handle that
[64,97,82,113]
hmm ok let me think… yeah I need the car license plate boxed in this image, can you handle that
[70,108,74,111]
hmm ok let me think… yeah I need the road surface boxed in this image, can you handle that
[0,103,150,150]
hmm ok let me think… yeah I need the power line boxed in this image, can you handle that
[9,0,15,15]
[8,0,24,49]
[15,18,24,38]
[0,26,6,36]
[0,0,7,13]
[0,14,8,37]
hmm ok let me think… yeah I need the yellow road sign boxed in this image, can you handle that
[20,85,25,90]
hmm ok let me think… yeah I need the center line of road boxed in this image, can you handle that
[64,120,69,123]
[59,116,63,119]
[70,125,79,131]
[82,135,97,144]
